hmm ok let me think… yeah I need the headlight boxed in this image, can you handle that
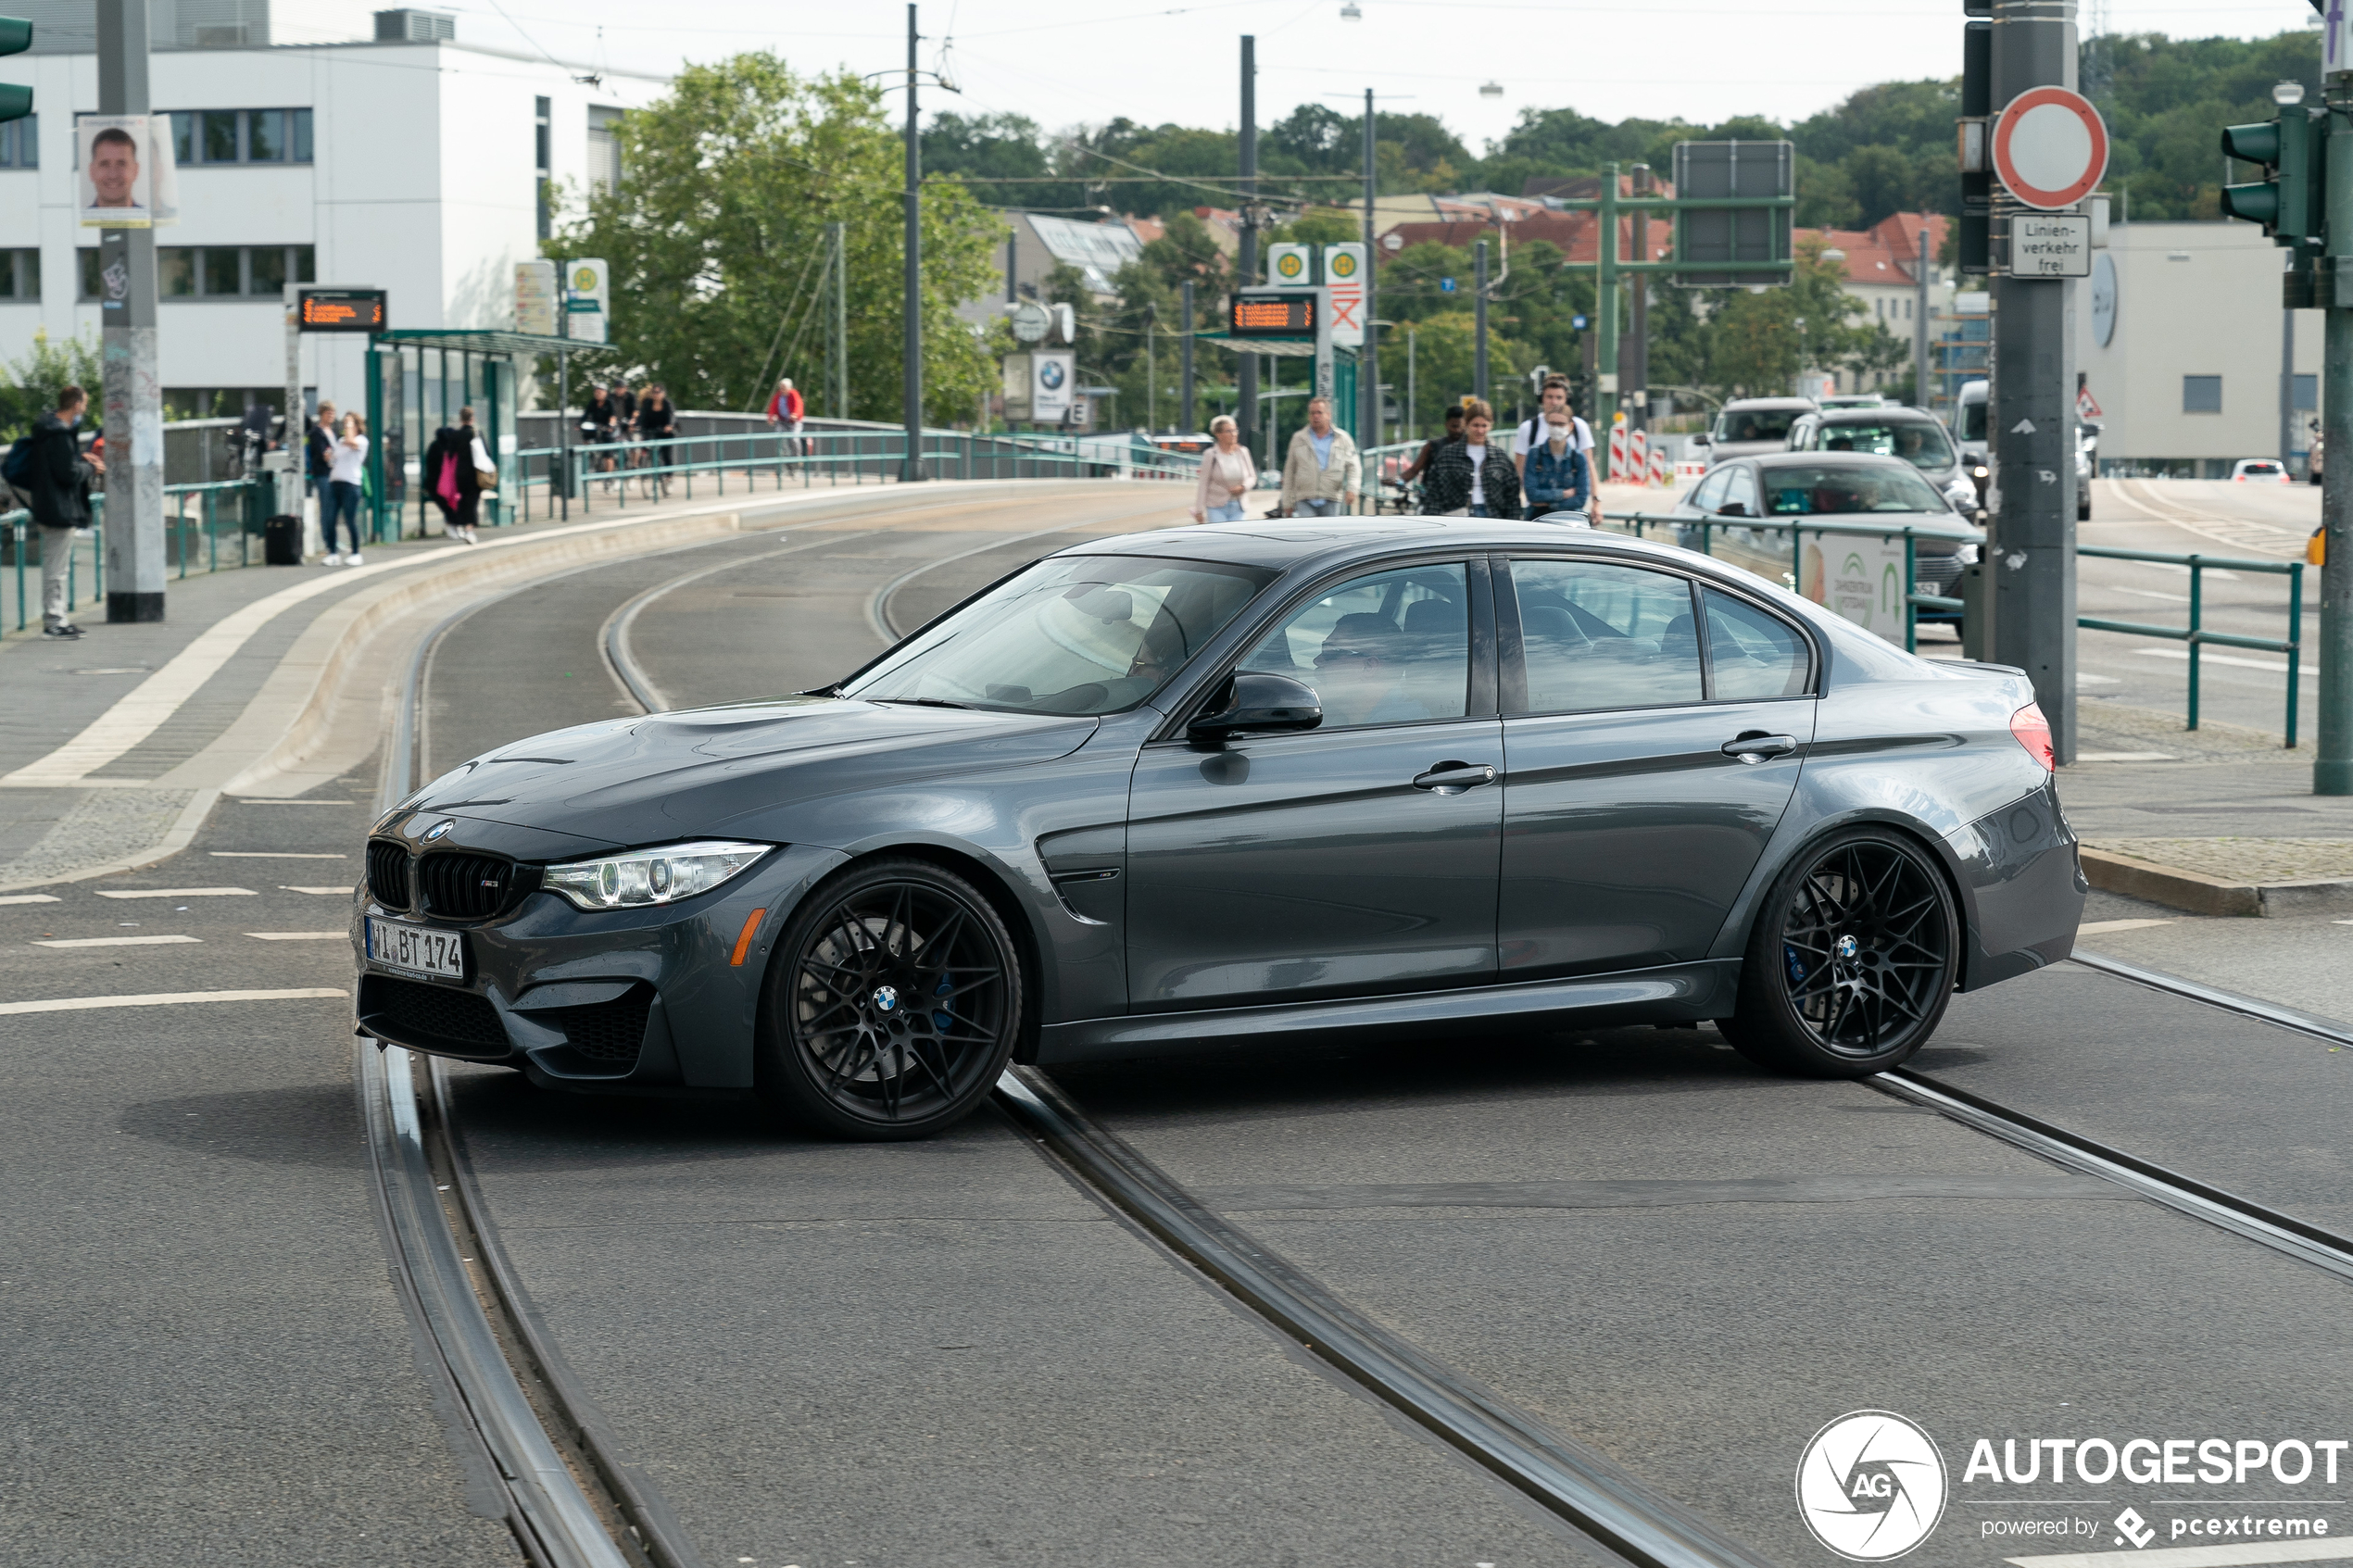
[542,840,770,909]
[1971,465,1989,480]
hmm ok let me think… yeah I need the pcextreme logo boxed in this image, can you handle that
[1797,1411,1951,1561]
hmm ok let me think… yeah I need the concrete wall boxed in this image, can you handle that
[0,39,664,418]
[2076,220,2322,473]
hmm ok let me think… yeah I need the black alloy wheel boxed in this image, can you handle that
[758,859,1025,1139]
[1719,827,1958,1077]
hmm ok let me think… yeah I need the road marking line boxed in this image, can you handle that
[2134,647,2320,676]
[2007,1539,2353,1568]
[245,931,348,940]
[234,799,356,806]
[280,884,353,895]
[0,986,346,1015]
[2111,584,2191,603]
[33,934,205,948]
[210,851,349,859]
[0,894,61,905]
[2075,750,2176,761]
[94,886,258,899]
[2077,917,2177,935]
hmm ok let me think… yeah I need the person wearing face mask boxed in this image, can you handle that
[25,386,105,638]
[1419,400,1518,517]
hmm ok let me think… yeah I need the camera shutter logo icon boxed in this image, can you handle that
[1795,1411,1948,1561]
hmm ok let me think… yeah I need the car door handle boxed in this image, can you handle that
[1721,734,1798,764]
[1413,761,1498,794]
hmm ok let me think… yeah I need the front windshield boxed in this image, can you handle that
[1717,408,1800,443]
[1811,420,1955,472]
[1958,398,1987,442]
[1759,463,1950,515]
[845,554,1277,715]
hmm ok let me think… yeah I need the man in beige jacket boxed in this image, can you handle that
[1279,396,1361,517]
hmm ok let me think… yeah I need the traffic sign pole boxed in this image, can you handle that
[2319,77,2353,793]
[1985,5,2094,765]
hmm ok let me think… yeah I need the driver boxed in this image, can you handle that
[1312,613,1427,726]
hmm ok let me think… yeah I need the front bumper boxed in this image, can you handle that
[352,842,849,1089]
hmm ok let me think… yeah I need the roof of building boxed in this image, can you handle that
[1026,214,1146,295]
[1802,213,1951,287]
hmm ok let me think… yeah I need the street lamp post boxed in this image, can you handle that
[900,3,924,482]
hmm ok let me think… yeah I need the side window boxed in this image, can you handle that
[1723,466,1758,517]
[1238,562,1471,729]
[1508,559,1703,713]
[1688,468,1729,514]
[1704,589,1811,699]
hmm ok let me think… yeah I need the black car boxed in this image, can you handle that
[356,520,2082,1139]
[1671,451,1984,625]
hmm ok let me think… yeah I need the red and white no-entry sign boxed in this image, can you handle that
[1992,86,2109,210]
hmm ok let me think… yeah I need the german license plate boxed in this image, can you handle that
[366,917,465,981]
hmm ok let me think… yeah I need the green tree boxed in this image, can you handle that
[0,327,104,441]
[553,53,1003,424]
[922,110,1070,211]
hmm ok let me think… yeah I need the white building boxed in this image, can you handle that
[2076,220,2320,476]
[0,0,665,420]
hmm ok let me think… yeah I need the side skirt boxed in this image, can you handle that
[1037,960,1742,1064]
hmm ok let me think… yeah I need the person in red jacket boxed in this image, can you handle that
[765,378,806,458]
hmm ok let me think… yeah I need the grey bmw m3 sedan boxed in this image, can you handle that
[354,520,2085,1139]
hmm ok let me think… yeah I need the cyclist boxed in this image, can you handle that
[635,383,676,496]
[579,384,620,488]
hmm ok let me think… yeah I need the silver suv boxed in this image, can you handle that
[1692,397,1816,468]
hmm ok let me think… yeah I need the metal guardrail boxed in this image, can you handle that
[2076,545,2305,748]
[6,476,278,633]
[510,429,1202,522]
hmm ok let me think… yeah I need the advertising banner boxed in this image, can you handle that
[515,260,559,336]
[1800,529,1908,642]
[1031,350,1075,423]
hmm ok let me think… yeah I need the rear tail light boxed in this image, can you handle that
[2010,703,2056,772]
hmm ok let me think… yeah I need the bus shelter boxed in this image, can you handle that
[362,328,579,543]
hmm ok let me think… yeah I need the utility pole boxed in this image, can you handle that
[1406,326,1416,441]
[1237,35,1258,467]
[1987,0,2081,762]
[1597,163,1620,477]
[1180,278,1196,432]
[1145,302,1157,433]
[1362,87,1378,466]
[98,0,162,621]
[900,3,925,482]
[2323,66,2353,792]
[1628,164,1650,435]
[830,220,848,420]
[2282,265,2297,470]
[1915,222,1931,408]
[1473,237,1489,405]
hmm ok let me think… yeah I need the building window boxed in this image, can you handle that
[167,108,315,165]
[535,95,551,242]
[2183,375,2222,414]
[94,245,315,301]
[0,249,39,298]
[79,247,103,302]
[587,106,623,195]
[0,115,35,169]
[2295,373,2319,412]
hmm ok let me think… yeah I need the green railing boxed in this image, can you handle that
[2076,545,2306,748]
[509,428,1203,522]
[4,508,106,633]
[1610,510,2306,748]
[6,476,277,633]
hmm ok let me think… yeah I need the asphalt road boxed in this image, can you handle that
[16,481,2351,1568]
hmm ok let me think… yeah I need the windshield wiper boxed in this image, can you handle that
[868,696,975,709]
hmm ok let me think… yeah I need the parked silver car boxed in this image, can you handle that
[1692,397,1817,468]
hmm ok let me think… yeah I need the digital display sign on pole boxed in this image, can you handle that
[1230,291,1315,337]
[298,288,387,332]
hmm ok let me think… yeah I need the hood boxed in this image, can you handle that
[404,696,1098,852]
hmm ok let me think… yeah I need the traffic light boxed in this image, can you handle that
[0,17,31,125]
[2221,107,2325,245]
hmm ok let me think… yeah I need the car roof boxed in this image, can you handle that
[1050,518,1780,579]
[1743,450,1929,471]
[1814,407,1939,425]
[1722,396,1816,410]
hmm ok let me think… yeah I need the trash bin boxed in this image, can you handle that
[264,514,304,566]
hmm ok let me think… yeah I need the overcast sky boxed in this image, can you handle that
[449,0,2320,155]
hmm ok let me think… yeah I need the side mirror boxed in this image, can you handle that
[1692,432,1711,446]
[1717,502,1749,518]
[1188,671,1322,747]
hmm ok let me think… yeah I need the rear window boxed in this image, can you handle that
[1811,420,1954,472]
[1958,399,1987,442]
[1717,408,1800,444]
[1757,463,1950,515]
[2243,461,2282,473]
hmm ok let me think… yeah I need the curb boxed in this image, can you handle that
[2079,847,2353,919]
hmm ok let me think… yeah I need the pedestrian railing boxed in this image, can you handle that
[1609,511,2307,749]
[2075,544,2306,747]
[5,477,281,633]
[509,428,1203,522]
[4,507,106,633]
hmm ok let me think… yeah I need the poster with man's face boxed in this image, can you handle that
[77,115,177,227]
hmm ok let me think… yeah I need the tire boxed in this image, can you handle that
[1718,827,1959,1077]
[756,858,1026,1139]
